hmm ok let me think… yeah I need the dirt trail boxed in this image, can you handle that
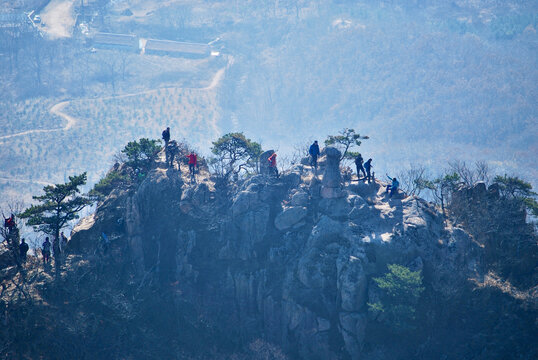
[0,101,77,142]
[0,64,227,142]
[0,128,65,141]
[50,101,77,130]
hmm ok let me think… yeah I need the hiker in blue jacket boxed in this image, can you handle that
[386,175,399,197]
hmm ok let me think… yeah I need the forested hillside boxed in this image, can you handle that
[0,0,537,206]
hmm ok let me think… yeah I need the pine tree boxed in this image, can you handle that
[19,173,93,265]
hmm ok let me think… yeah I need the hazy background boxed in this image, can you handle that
[1,0,537,208]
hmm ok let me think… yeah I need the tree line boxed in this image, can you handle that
[2,128,536,267]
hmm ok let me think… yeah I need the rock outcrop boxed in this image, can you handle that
[68,154,493,359]
[321,147,344,199]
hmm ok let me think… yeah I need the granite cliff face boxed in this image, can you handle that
[69,147,484,359]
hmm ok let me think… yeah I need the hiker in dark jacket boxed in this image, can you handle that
[355,153,366,180]
[309,141,320,169]
[162,127,170,145]
[364,158,373,182]
[42,237,51,264]
[166,140,180,169]
[162,127,170,162]
[19,238,29,263]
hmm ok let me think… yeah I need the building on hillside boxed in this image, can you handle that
[93,32,139,51]
[143,39,210,57]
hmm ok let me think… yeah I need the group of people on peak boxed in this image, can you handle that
[3,214,29,263]
[40,232,68,265]
[2,214,70,266]
[308,141,399,197]
[308,141,374,182]
[161,128,399,196]
[162,127,197,179]
[353,153,373,183]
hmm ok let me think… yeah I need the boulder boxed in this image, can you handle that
[275,206,308,231]
[319,197,352,218]
[232,191,259,217]
[291,191,310,207]
[281,172,301,188]
[348,204,371,220]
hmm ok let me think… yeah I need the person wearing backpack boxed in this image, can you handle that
[187,152,197,179]
[162,127,170,146]
[309,141,320,169]
[162,127,171,162]
[42,237,51,264]
[4,214,15,232]
[355,153,366,180]
[166,140,180,169]
[19,238,29,263]
[364,158,373,182]
[268,153,279,177]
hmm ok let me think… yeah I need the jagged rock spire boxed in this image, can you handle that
[321,146,344,198]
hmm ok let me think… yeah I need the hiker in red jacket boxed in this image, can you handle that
[268,153,278,178]
[187,152,197,178]
[4,214,15,233]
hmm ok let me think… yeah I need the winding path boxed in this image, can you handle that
[0,64,227,143]
[0,100,77,142]
[50,101,77,130]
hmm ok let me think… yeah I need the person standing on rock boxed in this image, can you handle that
[52,235,60,261]
[268,152,279,177]
[60,232,68,253]
[166,140,180,170]
[162,127,170,146]
[187,151,197,180]
[162,127,170,162]
[309,141,320,169]
[354,153,366,180]
[385,175,399,197]
[19,238,29,264]
[42,237,51,264]
[364,158,373,182]
[4,214,15,233]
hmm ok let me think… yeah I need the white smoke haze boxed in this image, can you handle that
[0,0,536,205]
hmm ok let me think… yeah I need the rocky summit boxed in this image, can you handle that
[1,147,537,359]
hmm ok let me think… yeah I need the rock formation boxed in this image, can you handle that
[321,146,343,199]
[67,151,491,359]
